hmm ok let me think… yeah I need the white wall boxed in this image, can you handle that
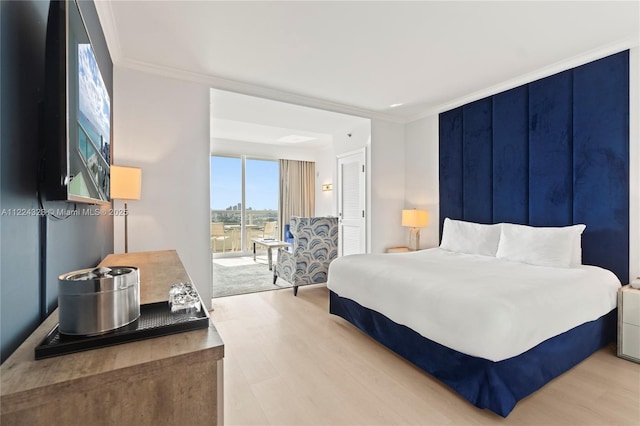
[113,67,212,307]
[332,121,371,157]
[405,115,439,249]
[404,47,640,281]
[314,146,335,216]
[370,120,406,253]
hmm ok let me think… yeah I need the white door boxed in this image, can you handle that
[337,149,366,256]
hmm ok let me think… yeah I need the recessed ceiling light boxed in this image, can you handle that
[389,103,404,108]
[277,135,317,143]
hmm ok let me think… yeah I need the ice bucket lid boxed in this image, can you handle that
[59,266,139,295]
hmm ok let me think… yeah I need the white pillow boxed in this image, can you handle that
[496,223,586,268]
[440,218,502,257]
[570,229,584,266]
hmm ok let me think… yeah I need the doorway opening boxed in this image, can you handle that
[210,155,289,297]
[209,88,370,298]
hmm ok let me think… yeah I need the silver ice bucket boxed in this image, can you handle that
[58,266,140,336]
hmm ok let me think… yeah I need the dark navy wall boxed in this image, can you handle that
[439,51,629,284]
[492,85,529,224]
[0,0,114,362]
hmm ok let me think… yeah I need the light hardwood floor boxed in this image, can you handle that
[211,284,640,425]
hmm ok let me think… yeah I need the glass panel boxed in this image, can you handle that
[245,159,279,250]
[210,156,241,253]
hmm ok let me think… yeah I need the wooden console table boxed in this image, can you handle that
[1,250,224,425]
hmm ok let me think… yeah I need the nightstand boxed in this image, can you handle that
[386,246,410,253]
[618,285,640,363]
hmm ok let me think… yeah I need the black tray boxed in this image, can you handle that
[35,302,210,359]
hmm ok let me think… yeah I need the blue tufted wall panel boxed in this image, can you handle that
[439,50,629,283]
[463,98,494,223]
[492,86,529,224]
[529,70,574,227]
[439,107,464,238]
[573,53,630,279]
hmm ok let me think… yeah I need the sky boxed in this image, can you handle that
[210,156,278,210]
[78,44,110,145]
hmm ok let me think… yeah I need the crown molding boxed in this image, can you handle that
[94,0,122,63]
[407,37,640,123]
[114,58,404,124]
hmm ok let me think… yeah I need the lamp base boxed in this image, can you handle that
[409,228,420,251]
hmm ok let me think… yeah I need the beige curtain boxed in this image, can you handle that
[279,159,315,239]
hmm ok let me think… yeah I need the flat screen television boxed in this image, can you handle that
[43,0,111,204]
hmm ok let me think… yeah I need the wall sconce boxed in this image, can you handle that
[322,184,333,191]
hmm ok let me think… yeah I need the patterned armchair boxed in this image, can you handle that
[274,216,339,296]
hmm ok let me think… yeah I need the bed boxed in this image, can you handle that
[327,52,630,417]
[328,216,627,412]
[328,244,620,417]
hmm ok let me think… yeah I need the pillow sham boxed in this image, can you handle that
[439,218,502,257]
[496,223,586,268]
[570,228,584,266]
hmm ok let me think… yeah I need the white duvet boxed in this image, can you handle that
[327,248,620,362]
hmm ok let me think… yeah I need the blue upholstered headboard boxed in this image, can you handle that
[439,50,629,284]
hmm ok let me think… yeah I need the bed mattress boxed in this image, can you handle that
[327,248,620,362]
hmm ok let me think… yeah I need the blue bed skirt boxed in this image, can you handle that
[329,291,616,417]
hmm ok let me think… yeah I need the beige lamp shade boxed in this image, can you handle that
[402,209,428,228]
[110,166,142,200]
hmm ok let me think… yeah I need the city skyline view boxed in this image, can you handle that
[210,156,279,211]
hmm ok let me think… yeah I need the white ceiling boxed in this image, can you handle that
[209,88,368,148]
[98,0,639,124]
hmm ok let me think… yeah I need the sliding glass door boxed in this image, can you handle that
[210,155,279,255]
[210,156,242,254]
[245,158,279,250]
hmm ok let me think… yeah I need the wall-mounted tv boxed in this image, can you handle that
[43,0,111,204]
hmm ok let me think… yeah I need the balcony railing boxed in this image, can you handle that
[211,209,278,253]
[78,121,110,200]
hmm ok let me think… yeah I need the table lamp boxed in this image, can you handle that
[402,209,428,251]
[110,165,142,253]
